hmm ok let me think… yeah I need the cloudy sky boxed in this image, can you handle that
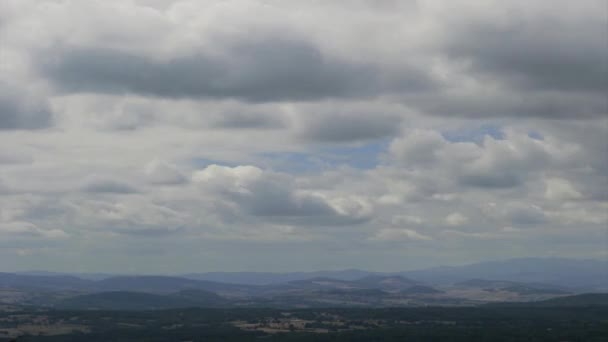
[0,0,606,274]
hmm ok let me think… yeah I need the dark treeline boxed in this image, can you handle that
[4,304,608,342]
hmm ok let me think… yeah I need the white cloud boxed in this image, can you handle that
[545,178,583,201]
[0,221,68,240]
[193,164,372,226]
[445,212,469,227]
[372,228,432,241]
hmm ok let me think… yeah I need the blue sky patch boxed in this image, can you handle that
[258,140,389,173]
[528,131,544,140]
[442,124,505,143]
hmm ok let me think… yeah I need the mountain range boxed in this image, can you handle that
[178,258,607,291]
[2,258,605,310]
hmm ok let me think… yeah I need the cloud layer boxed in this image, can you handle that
[0,0,606,273]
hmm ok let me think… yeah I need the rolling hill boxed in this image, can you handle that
[489,293,608,307]
[91,276,254,295]
[56,289,229,310]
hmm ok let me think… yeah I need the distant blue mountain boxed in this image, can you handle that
[90,275,256,295]
[8,258,607,293]
[0,273,254,295]
[16,271,115,281]
[0,272,93,290]
[400,258,608,291]
[182,258,607,291]
[182,269,376,285]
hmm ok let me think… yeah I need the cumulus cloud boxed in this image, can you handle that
[419,0,608,119]
[442,0,607,93]
[193,164,372,225]
[445,212,469,227]
[389,129,579,189]
[544,178,583,201]
[389,130,447,166]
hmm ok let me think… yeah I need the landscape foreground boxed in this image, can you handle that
[1,296,608,341]
[1,258,607,340]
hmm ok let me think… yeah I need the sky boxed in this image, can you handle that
[0,0,606,274]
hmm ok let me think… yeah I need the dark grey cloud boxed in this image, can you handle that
[246,188,335,217]
[378,1,607,120]
[82,177,138,194]
[412,91,607,119]
[298,113,400,142]
[232,179,369,225]
[0,83,52,130]
[413,7,608,120]
[211,111,285,129]
[506,205,546,225]
[446,16,607,93]
[458,171,522,189]
[40,36,435,102]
